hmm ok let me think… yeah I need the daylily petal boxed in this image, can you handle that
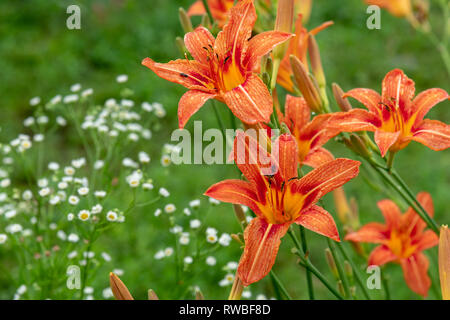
[439,225,450,300]
[272,134,298,182]
[368,245,397,266]
[412,119,450,151]
[377,199,402,230]
[295,205,340,241]
[187,0,206,16]
[344,88,382,114]
[301,114,340,151]
[232,130,274,201]
[238,217,290,286]
[142,58,214,92]
[178,90,216,128]
[345,222,387,243]
[403,192,433,238]
[328,109,380,132]
[222,74,273,124]
[303,147,334,168]
[214,0,256,64]
[184,27,216,65]
[282,95,311,130]
[290,158,360,198]
[381,69,415,113]
[415,230,439,252]
[411,88,449,124]
[400,252,431,297]
[204,179,262,216]
[245,31,293,71]
[374,130,401,157]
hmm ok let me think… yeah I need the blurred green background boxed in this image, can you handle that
[0,0,448,299]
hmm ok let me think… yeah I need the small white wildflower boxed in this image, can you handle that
[206,233,218,244]
[6,224,23,234]
[154,208,162,217]
[38,178,48,188]
[209,198,221,205]
[94,190,107,198]
[127,133,139,141]
[183,208,191,216]
[64,166,75,176]
[94,160,104,170]
[33,134,44,142]
[116,74,128,83]
[106,211,118,222]
[58,181,68,190]
[50,95,62,105]
[126,171,142,187]
[83,251,95,259]
[160,154,171,167]
[218,233,232,247]
[142,129,152,140]
[190,219,201,229]
[70,83,82,92]
[256,294,267,300]
[242,291,252,299]
[20,140,32,150]
[67,251,78,259]
[22,190,33,201]
[37,116,48,125]
[189,199,200,208]
[56,116,67,126]
[0,234,7,244]
[121,99,134,108]
[39,187,50,197]
[206,227,218,235]
[48,162,59,171]
[81,88,93,98]
[5,210,17,219]
[141,102,153,112]
[63,94,79,104]
[122,158,138,168]
[101,252,112,262]
[179,233,190,245]
[91,204,103,214]
[77,187,89,196]
[67,233,79,242]
[184,256,193,264]
[142,183,154,190]
[154,250,165,260]
[29,97,41,106]
[103,288,113,299]
[164,204,176,213]
[159,187,170,197]
[72,158,86,168]
[153,103,166,118]
[68,195,79,205]
[78,210,90,221]
[0,178,11,188]
[164,247,174,257]
[225,261,238,270]
[17,285,27,295]
[206,256,216,266]
[49,195,60,205]
[57,230,66,240]
[23,117,35,127]
[105,98,117,108]
[170,225,183,234]
[138,151,150,163]
[67,213,74,221]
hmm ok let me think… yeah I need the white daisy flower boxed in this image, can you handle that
[184,256,193,264]
[68,195,79,205]
[159,188,170,198]
[106,211,118,222]
[78,210,90,221]
[218,233,232,246]
[67,233,79,242]
[29,97,41,106]
[190,219,201,229]
[164,204,176,213]
[116,74,128,83]
[77,187,89,196]
[206,256,216,266]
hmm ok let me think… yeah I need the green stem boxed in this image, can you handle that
[336,242,371,300]
[381,270,391,300]
[386,151,395,173]
[269,270,292,300]
[327,238,352,299]
[288,230,344,300]
[299,226,314,299]
[201,0,214,25]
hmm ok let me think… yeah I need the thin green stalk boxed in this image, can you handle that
[299,226,314,299]
[201,0,214,25]
[288,230,344,300]
[269,270,292,300]
[327,238,352,299]
[336,242,371,300]
[381,271,391,300]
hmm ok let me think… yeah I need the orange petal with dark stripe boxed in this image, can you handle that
[381,69,415,111]
[400,252,431,297]
[238,217,290,286]
[295,205,340,241]
[273,134,298,182]
[303,147,334,168]
[412,120,450,151]
[178,90,216,128]
[411,88,449,124]
[184,27,216,65]
[377,199,402,230]
[374,129,401,157]
[368,245,397,266]
[222,74,273,124]
[328,109,380,132]
[343,88,382,114]
[345,222,387,243]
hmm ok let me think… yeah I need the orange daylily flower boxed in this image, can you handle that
[331,69,450,157]
[439,225,450,300]
[205,131,360,286]
[346,192,439,297]
[277,14,333,93]
[278,95,344,168]
[187,0,235,27]
[365,0,412,18]
[143,0,293,128]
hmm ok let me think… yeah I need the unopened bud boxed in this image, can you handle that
[179,7,193,33]
[110,272,134,300]
[195,288,205,300]
[290,55,323,113]
[333,187,351,225]
[295,0,312,24]
[344,260,353,280]
[273,0,294,61]
[176,37,187,55]
[325,248,338,279]
[337,280,346,297]
[233,204,247,229]
[332,83,352,111]
[201,14,212,29]
[308,35,325,88]
[148,289,159,300]
[231,233,244,246]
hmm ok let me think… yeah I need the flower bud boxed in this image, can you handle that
[110,272,134,300]
[332,83,352,112]
[295,0,312,24]
[148,289,159,300]
[290,55,323,113]
[439,225,450,300]
[273,0,294,61]
[179,7,193,33]
[325,248,338,279]
[233,204,247,230]
[195,288,205,300]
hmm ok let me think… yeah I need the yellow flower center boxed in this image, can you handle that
[387,229,417,259]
